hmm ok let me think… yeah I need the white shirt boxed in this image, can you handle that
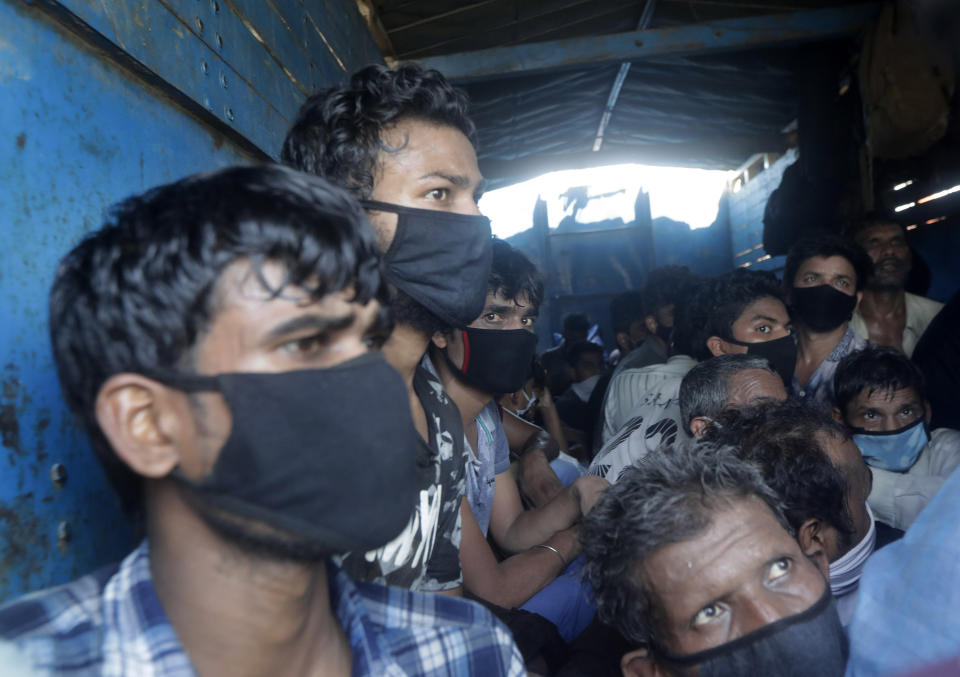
[868,428,960,530]
[590,355,697,483]
[600,354,697,445]
[850,291,943,357]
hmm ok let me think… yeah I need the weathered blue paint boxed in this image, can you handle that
[418,4,881,82]
[0,0,381,601]
[38,0,380,155]
[728,150,795,273]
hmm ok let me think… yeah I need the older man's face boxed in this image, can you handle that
[854,223,911,290]
[641,496,825,660]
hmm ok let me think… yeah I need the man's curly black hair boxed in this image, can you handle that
[281,63,476,198]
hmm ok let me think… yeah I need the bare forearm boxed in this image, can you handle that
[462,528,580,609]
[498,487,580,553]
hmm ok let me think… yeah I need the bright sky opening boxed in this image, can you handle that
[479,163,733,240]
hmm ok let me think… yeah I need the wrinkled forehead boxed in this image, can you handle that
[725,369,787,405]
[857,221,904,242]
[640,495,797,591]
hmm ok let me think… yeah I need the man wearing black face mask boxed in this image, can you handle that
[589,270,793,485]
[282,64,494,595]
[688,268,797,387]
[785,233,874,409]
[582,441,848,677]
[425,239,608,642]
[0,167,524,676]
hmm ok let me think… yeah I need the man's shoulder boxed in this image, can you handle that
[0,563,118,670]
[930,427,960,449]
[906,292,945,313]
[352,580,524,675]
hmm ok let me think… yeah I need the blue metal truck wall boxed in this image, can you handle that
[0,0,380,601]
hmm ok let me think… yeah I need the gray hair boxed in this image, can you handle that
[581,440,789,646]
[679,354,775,431]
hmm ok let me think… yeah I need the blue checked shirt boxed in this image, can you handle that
[0,542,525,676]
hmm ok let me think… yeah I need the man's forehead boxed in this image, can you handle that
[740,296,788,320]
[858,222,903,240]
[212,259,359,315]
[641,496,796,598]
[486,289,532,309]
[378,120,480,178]
[798,255,855,276]
[860,385,921,406]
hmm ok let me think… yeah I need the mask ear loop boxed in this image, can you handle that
[460,329,472,372]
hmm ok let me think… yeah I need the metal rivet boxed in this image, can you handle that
[211,0,219,12]
[634,39,643,47]
[194,16,204,33]
[216,34,223,49]
[200,60,209,74]
[714,31,722,38]
[50,463,67,488]
[203,96,211,109]
[224,107,235,121]
[57,521,71,543]
[219,71,228,89]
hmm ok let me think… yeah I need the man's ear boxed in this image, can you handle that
[855,290,863,310]
[706,336,728,357]
[621,647,667,677]
[430,331,448,349]
[831,406,846,424]
[689,417,713,438]
[94,373,184,479]
[924,400,932,426]
[616,331,630,353]
[797,518,830,578]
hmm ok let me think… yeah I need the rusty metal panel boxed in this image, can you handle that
[0,0,379,602]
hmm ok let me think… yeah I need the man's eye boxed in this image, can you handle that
[803,274,817,283]
[280,335,326,355]
[863,411,877,420]
[900,407,914,417]
[767,557,791,582]
[484,313,502,323]
[693,603,724,626]
[426,188,449,201]
[521,317,536,327]
[756,324,771,334]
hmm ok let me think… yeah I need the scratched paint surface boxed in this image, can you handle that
[0,0,263,602]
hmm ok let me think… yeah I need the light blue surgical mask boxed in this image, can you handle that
[852,418,930,472]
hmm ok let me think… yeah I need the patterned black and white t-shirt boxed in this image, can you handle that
[336,364,467,592]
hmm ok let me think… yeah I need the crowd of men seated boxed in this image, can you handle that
[0,63,958,677]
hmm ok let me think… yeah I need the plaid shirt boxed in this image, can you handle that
[0,542,525,676]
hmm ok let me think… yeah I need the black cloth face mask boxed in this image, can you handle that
[445,327,539,396]
[361,200,493,328]
[148,351,422,554]
[725,333,798,387]
[655,587,848,677]
[790,284,858,333]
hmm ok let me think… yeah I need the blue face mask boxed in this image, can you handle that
[852,418,930,472]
